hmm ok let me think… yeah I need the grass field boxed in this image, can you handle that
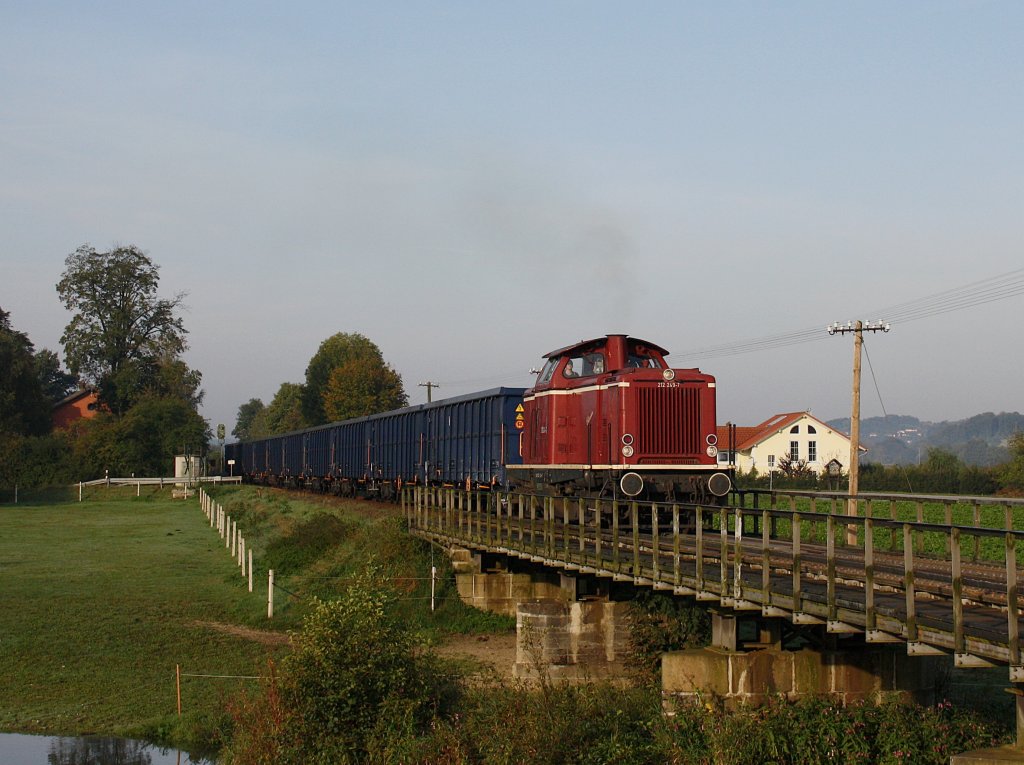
[0,485,511,752]
[0,488,288,749]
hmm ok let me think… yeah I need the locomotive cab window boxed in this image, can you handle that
[627,353,663,369]
[563,352,605,378]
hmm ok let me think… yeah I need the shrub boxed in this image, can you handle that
[224,569,458,765]
[626,591,711,684]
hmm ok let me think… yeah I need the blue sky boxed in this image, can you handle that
[3,2,1022,436]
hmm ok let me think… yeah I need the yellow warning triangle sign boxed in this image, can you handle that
[515,404,525,412]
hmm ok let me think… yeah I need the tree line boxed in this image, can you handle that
[1,242,411,492]
[1,245,208,489]
[231,332,407,441]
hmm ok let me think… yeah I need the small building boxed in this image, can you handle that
[716,411,861,475]
[51,388,102,430]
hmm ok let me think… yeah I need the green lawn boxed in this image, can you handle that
[0,490,279,745]
[0,485,511,750]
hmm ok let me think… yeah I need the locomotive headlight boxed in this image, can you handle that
[621,444,635,458]
[662,368,676,381]
[706,445,718,457]
[621,433,634,446]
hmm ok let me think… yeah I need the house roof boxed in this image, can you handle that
[52,387,98,409]
[717,411,851,451]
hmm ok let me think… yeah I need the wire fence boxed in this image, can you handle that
[267,569,442,616]
[194,488,444,618]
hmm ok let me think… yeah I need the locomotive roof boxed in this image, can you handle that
[542,335,670,359]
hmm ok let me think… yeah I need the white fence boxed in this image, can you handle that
[78,475,243,488]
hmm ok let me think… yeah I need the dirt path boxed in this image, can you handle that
[194,620,291,646]
[431,632,518,683]
[194,619,516,678]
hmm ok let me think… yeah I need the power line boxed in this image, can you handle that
[675,267,1024,362]
[861,338,916,494]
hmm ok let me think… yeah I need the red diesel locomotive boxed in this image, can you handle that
[509,334,732,501]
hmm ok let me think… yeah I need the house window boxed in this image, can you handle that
[767,454,775,468]
[808,441,817,462]
[718,451,732,463]
[808,425,817,434]
[790,425,799,434]
[789,441,799,461]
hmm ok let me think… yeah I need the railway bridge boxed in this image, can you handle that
[405,486,1024,758]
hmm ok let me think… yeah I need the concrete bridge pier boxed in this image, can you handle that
[514,599,631,681]
[951,685,1024,764]
[663,611,945,709]
[448,547,632,680]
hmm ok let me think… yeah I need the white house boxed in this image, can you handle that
[716,411,861,475]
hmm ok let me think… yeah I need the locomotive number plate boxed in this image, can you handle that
[657,381,680,389]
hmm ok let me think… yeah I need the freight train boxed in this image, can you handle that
[225,334,733,502]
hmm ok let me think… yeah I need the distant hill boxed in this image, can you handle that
[825,412,1024,467]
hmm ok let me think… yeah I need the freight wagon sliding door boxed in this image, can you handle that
[335,418,371,479]
[306,428,330,476]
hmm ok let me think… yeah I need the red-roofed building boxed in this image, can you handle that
[52,388,102,430]
[716,411,860,475]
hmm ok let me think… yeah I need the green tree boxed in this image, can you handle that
[322,358,407,422]
[0,307,51,436]
[301,333,407,425]
[34,348,77,403]
[998,433,1024,494]
[56,244,191,414]
[0,431,73,489]
[116,396,210,476]
[64,397,209,479]
[148,353,204,408]
[250,383,307,437]
[233,398,265,440]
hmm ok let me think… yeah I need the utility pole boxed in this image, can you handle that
[828,320,890,542]
[418,381,440,403]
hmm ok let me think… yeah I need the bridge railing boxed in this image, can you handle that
[403,486,1024,676]
[735,488,1024,538]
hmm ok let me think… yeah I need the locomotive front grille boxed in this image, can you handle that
[635,385,701,456]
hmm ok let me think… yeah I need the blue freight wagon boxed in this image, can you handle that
[224,387,527,497]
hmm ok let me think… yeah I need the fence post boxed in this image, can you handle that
[248,549,254,593]
[431,565,437,612]
[268,569,275,618]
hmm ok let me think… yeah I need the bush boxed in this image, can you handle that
[626,591,710,684]
[224,569,458,765]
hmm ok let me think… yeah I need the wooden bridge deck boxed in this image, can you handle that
[405,487,1024,679]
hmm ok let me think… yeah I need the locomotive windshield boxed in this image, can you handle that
[627,352,663,369]
[536,357,558,384]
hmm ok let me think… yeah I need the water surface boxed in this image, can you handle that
[0,733,211,765]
